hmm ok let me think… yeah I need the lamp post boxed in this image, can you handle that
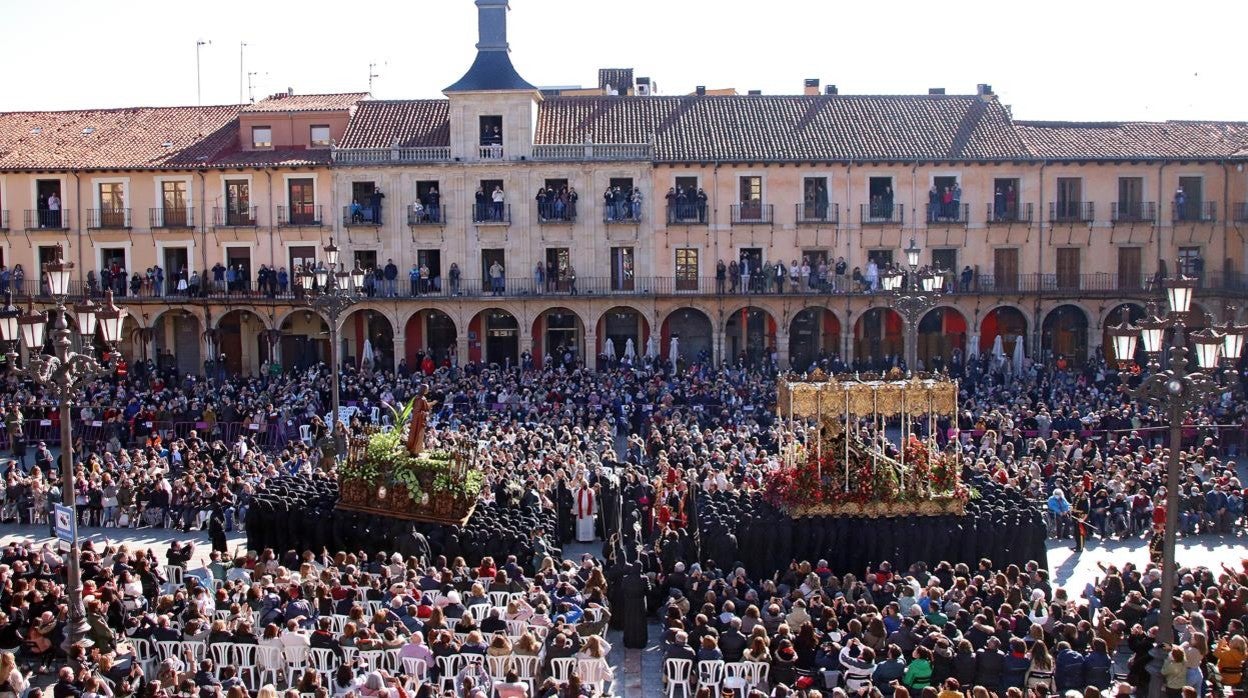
[1105,276,1240,698]
[881,238,943,371]
[297,238,363,428]
[0,246,127,650]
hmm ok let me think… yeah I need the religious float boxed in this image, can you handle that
[767,368,968,518]
[336,398,483,525]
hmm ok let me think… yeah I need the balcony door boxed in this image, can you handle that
[1178,176,1203,220]
[1118,177,1144,220]
[226,180,251,224]
[162,181,189,226]
[1056,177,1082,220]
[611,247,635,291]
[738,176,762,220]
[1055,248,1080,289]
[994,248,1019,290]
[99,182,126,227]
[1118,247,1142,290]
[288,178,316,225]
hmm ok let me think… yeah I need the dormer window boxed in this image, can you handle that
[252,126,272,149]
[310,125,331,148]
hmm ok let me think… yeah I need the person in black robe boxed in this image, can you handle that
[208,506,228,553]
[620,561,651,649]
[395,523,431,566]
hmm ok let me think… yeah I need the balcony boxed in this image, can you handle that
[343,205,382,227]
[277,205,323,227]
[150,207,194,229]
[214,206,257,227]
[1235,203,1248,223]
[796,202,838,225]
[0,210,7,231]
[986,203,1032,225]
[860,203,903,225]
[24,209,70,230]
[1050,201,1094,223]
[478,144,504,160]
[331,146,452,164]
[1111,202,1155,224]
[531,142,652,161]
[1173,201,1216,223]
[472,203,510,225]
[925,203,969,225]
[407,204,446,226]
[88,208,131,229]
[666,203,707,225]
[730,203,774,225]
[536,201,577,224]
[604,202,642,224]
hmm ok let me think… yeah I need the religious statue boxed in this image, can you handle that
[405,385,438,456]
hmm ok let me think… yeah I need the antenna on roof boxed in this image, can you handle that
[239,41,248,105]
[247,72,265,104]
[368,62,383,94]
[196,39,212,134]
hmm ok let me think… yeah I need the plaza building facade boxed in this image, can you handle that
[1,0,1248,375]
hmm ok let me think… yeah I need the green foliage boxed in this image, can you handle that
[342,429,483,504]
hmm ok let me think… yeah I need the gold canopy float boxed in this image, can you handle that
[769,368,967,517]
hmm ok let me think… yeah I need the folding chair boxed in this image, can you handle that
[550,657,577,684]
[697,659,725,695]
[435,654,464,694]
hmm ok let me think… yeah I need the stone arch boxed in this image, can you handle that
[215,309,270,376]
[661,307,713,364]
[531,306,586,367]
[724,306,778,366]
[342,308,395,372]
[468,308,521,366]
[147,307,203,375]
[595,305,651,367]
[788,306,841,372]
[917,305,969,370]
[280,309,330,372]
[979,305,1029,357]
[403,309,458,367]
[853,307,904,367]
[1041,303,1091,364]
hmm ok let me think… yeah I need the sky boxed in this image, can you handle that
[2,0,1245,122]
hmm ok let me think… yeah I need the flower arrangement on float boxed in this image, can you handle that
[764,434,968,517]
[337,399,483,524]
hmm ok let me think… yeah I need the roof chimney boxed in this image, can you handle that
[977,83,994,99]
[444,0,536,93]
[287,87,294,97]
[803,78,820,96]
[748,90,762,96]
[824,85,838,95]
[695,86,706,96]
[928,87,945,95]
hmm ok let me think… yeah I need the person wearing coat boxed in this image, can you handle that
[1002,638,1031,690]
[1083,638,1114,691]
[974,637,1006,691]
[1054,641,1086,692]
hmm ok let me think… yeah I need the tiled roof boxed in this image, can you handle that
[598,68,634,93]
[0,105,242,171]
[207,148,331,168]
[1016,121,1248,160]
[242,93,368,113]
[535,94,1034,162]
[337,100,450,149]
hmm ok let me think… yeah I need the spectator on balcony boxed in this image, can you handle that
[409,199,425,224]
[188,270,201,296]
[425,187,440,222]
[773,261,786,294]
[739,257,751,294]
[449,263,461,296]
[489,260,505,296]
[0,266,9,295]
[1175,186,1187,221]
[44,191,61,228]
[567,187,579,219]
[865,259,880,292]
[929,185,941,223]
[212,263,226,293]
[715,260,726,294]
[420,263,431,294]
[491,186,505,222]
[816,258,829,292]
[789,260,800,293]
[350,200,364,224]
[278,267,288,295]
[565,265,578,295]
[11,264,22,296]
[800,257,811,291]
[383,259,398,297]
[474,187,487,222]
[834,257,848,293]
[605,187,618,221]
[535,187,550,221]
[940,186,954,221]
[130,272,142,297]
[368,189,385,224]
[953,183,962,219]
[664,187,677,221]
[728,260,739,293]
[696,188,708,222]
[534,262,545,294]
[409,264,420,297]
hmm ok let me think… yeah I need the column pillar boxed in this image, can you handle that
[456,337,469,367]
[583,329,597,370]
[842,332,854,364]
[774,329,790,369]
[392,335,406,372]
[713,328,726,366]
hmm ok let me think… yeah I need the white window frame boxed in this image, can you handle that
[96,241,133,275]
[251,126,273,149]
[29,176,68,212]
[309,125,332,148]
[153,176,194,210]
[90,176,131,210]
[154,241,198,279]
[282,173,320,210]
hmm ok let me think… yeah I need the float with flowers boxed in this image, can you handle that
[768,369,968,517]
[336,400,483,525]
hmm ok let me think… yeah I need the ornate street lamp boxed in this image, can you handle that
[301,238,362,428]
[0,246,126,650]
[1104,281,1239,698]
[890,238,941,371]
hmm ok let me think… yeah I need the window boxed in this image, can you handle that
[415,181,442,223]
[1178,247,1202,277]
[287,178,316,225]
[225,179,252,225]
[994,248,1019,290]
[476,179,504,222]
[669,176,702,222]
[1118,247,1142,290]
[931,249,957,273]
[481,249,506,285]
[252,127,272,149]
[161,181,189,227]
[417,250,442,284]
[739,248,763,292]
[867,177,894,220]
[544,248,571,291]
[479,116,502,146]
[349,182,381,225]
[737,176,763,221]
[675,248,699,291]
[538,178,573,221]
[1177,176,1204,221]
[929,176,961,222]
[1055,177,1082,220]
[801,177,830,221]
[353,251,377,272]
[611,247,634,291]
[992,178,1021,221]
[226,247,252,289]
[310,125,331,148]
[98,182,126,227]
[1117,177,1146,221]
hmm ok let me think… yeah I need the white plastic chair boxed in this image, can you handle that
[401,657,428,681]
[209,643,232,677]
[664,658,694,698]
[357,649,384,672]
[577,657,614,695]
[233,644,261,689]
[505,620,527,638]
[467,604,490,623]
[183,641,207,663]
[529,626,549,644]
[723,661,751,696]
[254,646,285,688]
[512,655,540,693]
[341,646,358,668]
[453,633,470,647]
[284,645,310,686]
[308,647,337,684]
[436,654,464,694]
[421,590,442,606]
[697,659,725,695]
[328,615,348,633]
[550,657,577,684]
[489,592,510,608]
[299,424,313,447]
[370,406,380,424]
[130,637,158,677]
[163,565,186,595]
[486,655,511,686]
[745,661,770,691]
[156,641,182,662]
